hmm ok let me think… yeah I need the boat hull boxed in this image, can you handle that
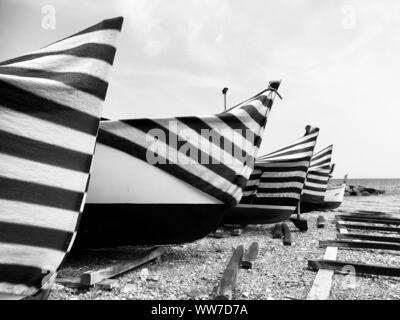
[73,203,228,249]
[300,184,345,213]
[222,202,297,225]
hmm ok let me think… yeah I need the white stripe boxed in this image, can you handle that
[302,189,325,196]
[1,73,103,117]
[306,174,329,181]
[206,116,256,156]
[256,160,310,168]
[0,199,78,232]
[258,181,304,189]
[304,181,327,189]
[0,106,96,154]
[154,118,252,177]
[311,154,331,166]
[260,171,307,178]
[261,142,316,160]
[0,153,89,192]
[34,30,119,55]
[260,151,314,162]
[238,204,296,211]
[256,192,301,199]
[100,122,243,202]
[0,244,65,271]
[5,55,111,82]
[0,283,37,297]
[262,132,318,157]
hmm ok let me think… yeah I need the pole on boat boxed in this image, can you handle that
[222,87,228,111]
[343,174,348,184]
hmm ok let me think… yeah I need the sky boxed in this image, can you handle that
[1,0,399,179]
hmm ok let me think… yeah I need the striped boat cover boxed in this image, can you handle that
[301,145,333,203]
[97,84,281,206]
[0,17,122,296]
[240,126,319,214]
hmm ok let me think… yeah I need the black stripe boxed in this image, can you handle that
[264,135,317,157]
[240,104,266,127]
[175,116,249,165]
[0,176,84,211]
[97,129,238,206]
[303,185,326,192]
[301,194,324,202]
[257,187,302,194]
[259,176,305,183]
[255,166,308,172]
[0,264,44,289]
[0,222,73,251]
[0,129,92,173]
[252,196,299,206]
[244,184,258,192]
[118,119,246,190]
[264,146,315,158]
[0,67,109,100]
[307,170,330,177]
[0,79,99,135]
[0,43,117,66]
[259,156,311,164]
[312,150,332,162]
[47,17,123,48]
[216,112,261,144]
[306,177,329,184]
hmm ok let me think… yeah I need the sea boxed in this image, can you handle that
[330,178,400,215]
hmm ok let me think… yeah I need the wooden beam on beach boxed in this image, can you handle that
[337,233,400,243]
[80,247,165,286]
[356,210,390,216]
[317,215,326,228]
[308,259,400,277]
[241,242,259,269]
[214,245,244,300]
[289,217,308,232]
[336,222,400,233]
[307,220,348,300]
[336,215,400,226]
[282,223,292,246]
[319,240,400,251]
[272,223,283,239]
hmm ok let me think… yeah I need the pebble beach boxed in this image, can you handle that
[50,186,400,300]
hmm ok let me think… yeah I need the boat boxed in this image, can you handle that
[73,82,282,249]
[221,126,319,225]
[300,145,345,212]
[0,17,123,299]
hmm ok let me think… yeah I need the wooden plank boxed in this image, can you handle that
[282,223,292,246]
[95,279,118,291]
[308,259,400,277]
[208,229,224,238]
[272,223,283,239]
[306,247,338,300]
[80,247,165,286]
[356,210,389,216]
[317,215,326,228]
[336,219,348,234]
[337,215,400,225]
[336,222,400,233]
[231,228,242,236]
[337,233,400,243]
[241,242,259,269]
[319,240,400,251]
[214,245,244,300]
[55,277,89,289]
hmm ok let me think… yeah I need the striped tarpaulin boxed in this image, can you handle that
[97,83,281,206]
[0,17,122,297]
[240,126,319,215]
[301,145,333,203]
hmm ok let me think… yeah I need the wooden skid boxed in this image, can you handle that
[337,233,400,243]
[319,240,400,251]
[241,242,259,269]
[317,215,326,228]
[308,259,400,277]
[80,247,165,286]
[336,215,400,226]
[336,222,400,233]
[272,223,283,239]
[214,245,244,300]
[282,223,292,246]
